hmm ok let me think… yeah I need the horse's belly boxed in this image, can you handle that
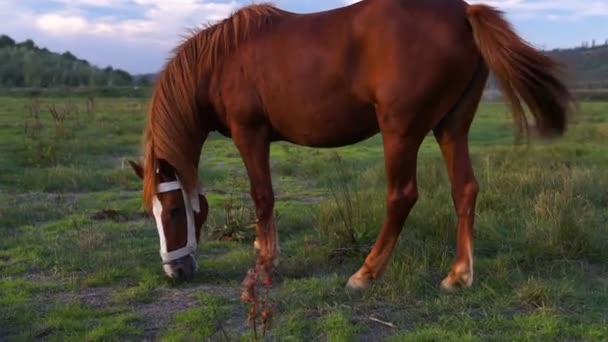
[268,102,379,147]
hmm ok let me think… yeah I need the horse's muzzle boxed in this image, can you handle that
[163,255,196,281]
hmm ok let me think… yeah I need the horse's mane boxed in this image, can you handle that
[142,3,283,210]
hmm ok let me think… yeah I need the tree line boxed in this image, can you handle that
[0,35,149,88]
[2,34,607,90]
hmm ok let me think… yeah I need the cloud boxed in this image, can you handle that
[466,0,608,20]
[52,0,127,6]
[37,13,89,34]
[32,1,239,44]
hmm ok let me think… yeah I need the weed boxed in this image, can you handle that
[205,171,257,243]
[317,153,379,254]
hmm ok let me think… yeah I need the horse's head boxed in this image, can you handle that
[128,159,208,281]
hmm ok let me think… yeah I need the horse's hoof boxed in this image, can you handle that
[440,271,473,292]
[440,277,458,293]
[346,271,371,290]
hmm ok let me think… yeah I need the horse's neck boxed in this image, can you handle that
[198,80,230,135]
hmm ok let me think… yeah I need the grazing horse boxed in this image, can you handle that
[129,0,572,290]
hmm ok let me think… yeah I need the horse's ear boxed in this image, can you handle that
[128,159,144,180]
[157,159,175,179]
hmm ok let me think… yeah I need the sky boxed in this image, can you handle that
[2,0,607,74]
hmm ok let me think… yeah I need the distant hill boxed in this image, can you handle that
[483,43,608,101]
[1,34,606,91]
[0,35,150,88]
[547,44,608,89]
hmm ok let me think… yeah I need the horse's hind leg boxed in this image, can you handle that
[433,65,488,291]
[434,129,477,290]
[347,107,426,290]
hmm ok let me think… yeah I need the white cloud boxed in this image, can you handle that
[93,23,114,34]
[52,0,127,6]
[37,13,89,34]
[0,0,238,43]
[31,0,239,45]
[466,0,608,19]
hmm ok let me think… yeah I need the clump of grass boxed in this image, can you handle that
[273,308,314,340]
[85,312,141,341]
[474,157,608,266]
[317,154,382,253]
[514,277,577,311]
[277,235,333,278]
[197,248,254,281]
[111,270,163,304]
[279,275,349,309]
[317,310,357,341]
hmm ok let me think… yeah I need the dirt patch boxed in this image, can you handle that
[355,319,399,342]
[137,288,201,339]
[137,284,248,340]
[32,281,250,340]
[45,286,114,309]
[344,304,411,342]
[76,287,114,309]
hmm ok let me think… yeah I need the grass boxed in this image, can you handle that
[0,96,607,340]
[161,293,231,341]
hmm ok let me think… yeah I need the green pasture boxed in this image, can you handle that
[0,96,607,341]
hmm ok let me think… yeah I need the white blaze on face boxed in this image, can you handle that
[152,195,168,254]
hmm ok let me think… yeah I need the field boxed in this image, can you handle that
[1,96,607,341]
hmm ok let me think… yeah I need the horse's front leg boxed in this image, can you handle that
[232,124,279,278]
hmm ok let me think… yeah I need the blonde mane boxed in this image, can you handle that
[142,3,284,210]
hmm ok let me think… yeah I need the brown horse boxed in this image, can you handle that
[129,0,572,290]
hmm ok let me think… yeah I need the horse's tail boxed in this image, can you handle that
[465,4,573,138]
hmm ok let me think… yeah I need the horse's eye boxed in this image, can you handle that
[169,206,185,219]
